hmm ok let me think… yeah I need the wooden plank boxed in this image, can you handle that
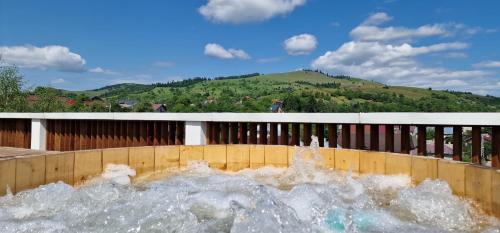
[264,145,288,167]
[179,146,204,167]
[465,165,493,213]
[259,123,267,145]
[434,126,444,158]
[239,122,248,144]
[280,123,289,146]
[471,126,481,164]
[154,122,161,146]
[291,123,300,146]
[54,120,62,151]
[319,148,335,168]
[45,152,74,185]
[328,123,337,148]
[438,160,466,195]
[492,170,500,217]
[102,148,129,167]
[15,155,46,192]
[0,159,16,195]
[227,145,250,171]
[492,126,500,168]
[417,125,426,155]
[303,123,312,146]
[359,151,385,174]
[74,150,102,185]
[269,123,278,145]
[139,121,147,146]
[401,125,411,154]
[341,124,350,149]
[129,147,155,175]
[160,121,168,145]
[411,156,438,184]
[370,125,379,151]
[453,126,463,161]
[176,121,184,145]
[155,146,180,170]
[221,122,229,144]
[249,145,265,168]
[356,124,365,150]
[334,149,360,172]
[385,153,412,175]
[230,122,239,144]
[249,123,257,144]
[316,123,325,147]
[166,121,174,145]
[203,145,227,169]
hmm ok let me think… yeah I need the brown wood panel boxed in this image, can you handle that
[269,123,278,145]
[328,123,337,148]
[240,122,248,144]
[434,126,444,158]
[280,123,289,145]
[160,121,168,145]
[249,123,257,144]
[401,125,411,154]
[356,124,365,150]
[220,122,229,144]
[342,124,351,149]
[385,124,394,152]
[370,125,379,151]
[291,123,300,146]
[168,121,176,145]
[230,122,239,144]
[417,125,426,155]
[492,126,500,168]
[471,126,481,164]
[303,123,312,146]
[259,123,267,145]
[54,120,62,151]
[316,123,325,147]
[175,121,184,145]
[453,126,462,161]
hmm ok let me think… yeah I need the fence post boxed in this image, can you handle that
[31,118,47,150]
[185,121,206,145]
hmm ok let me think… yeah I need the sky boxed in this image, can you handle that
[1,0,500,95]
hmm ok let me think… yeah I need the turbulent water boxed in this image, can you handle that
[1,138,499,233]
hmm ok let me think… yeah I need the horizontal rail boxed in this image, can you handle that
[1,112,500,125]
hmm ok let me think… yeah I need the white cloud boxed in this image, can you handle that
[199,0,306,24]
[361,12,392,26]
[283,34,317,55]
[0,45,86,72]
[473,60,500,68]
[89,67,120,75]
[257,57,282,63]
[351,23,448,42]
[204,43,250,59]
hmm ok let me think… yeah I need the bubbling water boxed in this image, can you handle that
[0,136,498,233]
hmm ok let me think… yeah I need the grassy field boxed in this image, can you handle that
[62,71,500,112]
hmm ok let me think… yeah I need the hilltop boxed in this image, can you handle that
[60,70,500,112]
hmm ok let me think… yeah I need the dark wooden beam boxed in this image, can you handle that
[385,124,394,152]
[280,123,289,145]
[303,123,312,146]
[259,123,267,144]
[249,123,257,144]
[417,125,426,155]
[291,123,300,146]
[471,126,481,164]
[356,124,365,150]
[492,126,500,168]
[221,122,229,144]
[401,125,411,154]
[341,124,350,149]
[239,122,248,144]
[453,126,462,161]
[230,122,239,144]
[328,123,337,148]
[269,123,278,145]
[316,123,325,147]
[434,126,444,158]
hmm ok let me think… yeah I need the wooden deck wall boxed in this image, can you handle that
[0,119,31,148]
[46,120,184,151]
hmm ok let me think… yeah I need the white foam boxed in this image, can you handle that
[101,164,136,185]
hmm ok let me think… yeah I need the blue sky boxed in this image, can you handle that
[1,0,500,95]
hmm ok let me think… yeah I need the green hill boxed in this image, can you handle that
[63,70,500,112]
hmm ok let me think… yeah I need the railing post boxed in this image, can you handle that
[239,122,248,144]
[270,123,278,145]
[492,126,500,168]
[30,118,47,150]
[341,124,350,149]
[303,123,312,146]
[417,125,426,155]
[453,126,462,161]
[401,125,411,154]
[280,123,289,145]
[259,123,267,144]
[184,121,206,145]
[328,123,337,148]
[356,124,365,150]
[471,126,481,164]
[291,123,300,146]
[249,123,257,144]
[230,122,239,144]
[316,123,325,147]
